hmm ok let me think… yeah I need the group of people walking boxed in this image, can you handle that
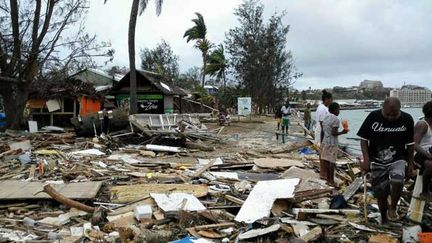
[310,90,432,224]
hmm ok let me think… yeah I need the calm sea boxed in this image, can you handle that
[314,108,423,156]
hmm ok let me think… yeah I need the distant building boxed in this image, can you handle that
[333,86,358,94]
[204,85,219,95]
[359,80,384,92]
[390,85,432,107]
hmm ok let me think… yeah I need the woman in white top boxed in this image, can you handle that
[315,90,333,145]
[315,90,333,180]
[414,101,432,200]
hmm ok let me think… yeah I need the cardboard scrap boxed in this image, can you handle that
[235,179,300,223]
[107,212,135,227]
[368,234,398,243]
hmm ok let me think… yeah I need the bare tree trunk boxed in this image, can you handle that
[128,0,139,114]
[202,53,206,88]
[223,71,226,91]
[2,85,28,129]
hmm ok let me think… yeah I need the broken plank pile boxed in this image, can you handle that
[0,116,432,243]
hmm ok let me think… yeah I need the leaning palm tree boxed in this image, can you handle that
[184,13,212,88]
[205,44,228,90]
[105,0,163,114]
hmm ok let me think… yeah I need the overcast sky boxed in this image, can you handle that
[85,0,432,90]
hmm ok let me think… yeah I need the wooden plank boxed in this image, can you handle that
[343,177,363,201]
[110,183,208,203]
[300,226,322,242]
[28,165,36,180]
[224,195,244,205]
[0,180,103,200]
[238,224,281,240]
[192,160,216,178]
[292,208,361,215]
[294,188,332,202]
[187,222,236,231]
[254,158,304,169]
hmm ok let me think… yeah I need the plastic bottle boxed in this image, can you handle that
[342,119,349,130]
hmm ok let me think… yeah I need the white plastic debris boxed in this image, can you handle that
[235,179,299,223]
[198,158,223,166]
[70,227,84,237]
[210,172,238,180]
[403,225,421,243]
[145,144,184,153]
[134,205,153,220]
[69,149,105,157]
[107,154,141,164]
[151,193,206,212]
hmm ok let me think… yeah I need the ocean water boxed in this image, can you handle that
[314,108,423,156]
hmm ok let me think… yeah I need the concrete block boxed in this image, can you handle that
[134,205,152,220]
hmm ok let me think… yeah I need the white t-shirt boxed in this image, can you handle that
[314,103,329,143]
[281,106,291,117]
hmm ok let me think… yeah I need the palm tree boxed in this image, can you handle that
[205,44,227,90]
[105,0,163,114]
[184,13,212,88]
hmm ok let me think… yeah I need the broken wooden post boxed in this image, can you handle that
[192,160,216,178]
[0,148,22,159]
[300,226,322,242]
[43,184,95,213]
[408,170,426,223]
[363,174,368,223]
[343,177,363,201]
[298,121,315,139]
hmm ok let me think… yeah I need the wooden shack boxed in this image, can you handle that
[110,70,188,114]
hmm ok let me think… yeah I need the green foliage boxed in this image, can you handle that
[189,85,214,107]
[216,85,245,109]
[225,0,302,113]
[192,85,209,98]
[184,13,207,42]
[177,67,201,91]
[184,12,212,87]
[140,40,180,82]
[205,44,228,87]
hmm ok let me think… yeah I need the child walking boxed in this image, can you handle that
[320,102,348,186]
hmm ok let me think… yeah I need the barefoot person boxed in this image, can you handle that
[320,102,348,186]
[357,97,415,223]
[414,101,432,200]
[315,90,333,179]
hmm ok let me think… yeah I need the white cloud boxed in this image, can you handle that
[85,0,432,90]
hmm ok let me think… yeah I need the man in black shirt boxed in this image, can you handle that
[357,97,415,224]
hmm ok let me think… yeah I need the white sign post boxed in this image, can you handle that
[238,97,252,119]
